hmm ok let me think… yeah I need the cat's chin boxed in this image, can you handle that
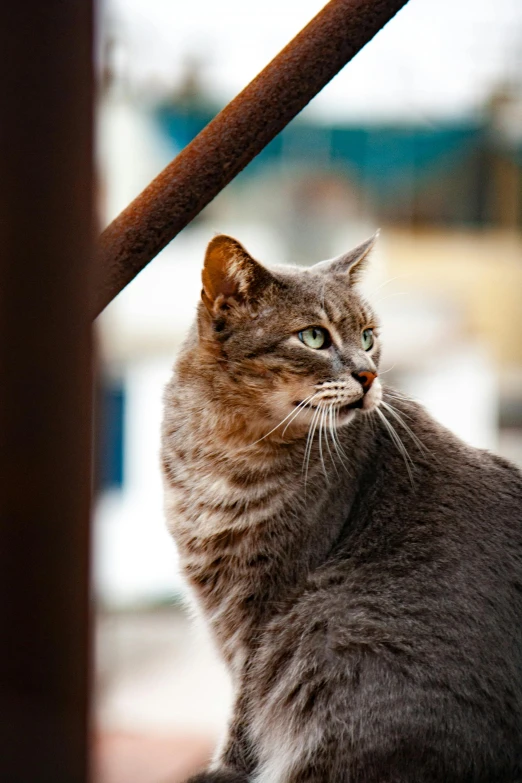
[291,393,377,430]
[335,408,357,426]
[294,399,361,428]
[334,399,364,425]
[337,393,381,425]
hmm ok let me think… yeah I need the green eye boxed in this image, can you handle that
[361,328,374,351]
[298,326,331,350]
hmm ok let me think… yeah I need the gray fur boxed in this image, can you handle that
[161,234,522,782]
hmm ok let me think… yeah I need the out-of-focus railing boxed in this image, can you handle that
[94,0,410,317]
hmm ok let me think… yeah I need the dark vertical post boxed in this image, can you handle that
[0,2,94,782]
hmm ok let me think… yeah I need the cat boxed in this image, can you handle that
[161,232,522,783]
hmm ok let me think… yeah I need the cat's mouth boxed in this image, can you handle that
[336,399,364,414]
[295,399,364,414]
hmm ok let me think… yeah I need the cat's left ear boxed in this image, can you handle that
[201,234,276,314]
[316,231,379,284]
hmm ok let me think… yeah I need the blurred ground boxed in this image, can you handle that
[94,731,213,783]
[94,606,232,783]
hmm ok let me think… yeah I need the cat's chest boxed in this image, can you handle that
[164,455,288,544]
[163,455,294,668]
[161,429,338,667]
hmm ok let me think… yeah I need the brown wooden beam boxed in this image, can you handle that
[94,0,410,316]
[0,2,94,781]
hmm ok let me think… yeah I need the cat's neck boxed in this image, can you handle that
[162,367,372,671]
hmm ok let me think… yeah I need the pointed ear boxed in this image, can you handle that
[316,231,379,284]
[201,234,275,313]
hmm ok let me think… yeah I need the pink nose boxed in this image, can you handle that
[352,370,377,392]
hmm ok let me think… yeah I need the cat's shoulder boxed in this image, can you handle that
[376,390,522,505]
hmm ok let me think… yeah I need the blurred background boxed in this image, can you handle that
[93,0,522,780]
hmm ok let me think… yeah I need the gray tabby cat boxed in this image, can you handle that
[161,233,522,783]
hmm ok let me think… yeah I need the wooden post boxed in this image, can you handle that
[0,2,94,781]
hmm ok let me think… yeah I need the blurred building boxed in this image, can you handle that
[95,80,522,606]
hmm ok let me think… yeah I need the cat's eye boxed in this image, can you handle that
[361,328,374,351]
[298,326,331,350]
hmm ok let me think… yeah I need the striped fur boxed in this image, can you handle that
[162,235,522,783]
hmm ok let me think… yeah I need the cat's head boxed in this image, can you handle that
[196,233,382,438]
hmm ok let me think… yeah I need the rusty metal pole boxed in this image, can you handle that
[94,0,409,315]
[0,2,94,782]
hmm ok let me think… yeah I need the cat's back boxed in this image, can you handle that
[341,392,522,541]
[316,398,522,720]
[330,394,522,623]
[249,399,522,781]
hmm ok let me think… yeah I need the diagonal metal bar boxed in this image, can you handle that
[94,0,410,316]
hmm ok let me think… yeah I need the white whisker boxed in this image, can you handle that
[375,407,415,486]
[329,405,350,467]
[380,401,427,454]
[383,392,420,421]
[317,404,328,481]
[374,291,407,307]
[384,387,414,402]
[303,403,322,488]
[280,392,322,437]
[327,406,345,478]
[366,275,407,298]
[328,405,341,463]
[384,398,414,418]
[378,364,396,376]
[386,393,412,405]
[321,405,338,480]
[250,392,318,446]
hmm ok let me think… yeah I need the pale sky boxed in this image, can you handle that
[105,0,522,120]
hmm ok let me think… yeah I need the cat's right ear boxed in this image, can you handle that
[201,234,275,314]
